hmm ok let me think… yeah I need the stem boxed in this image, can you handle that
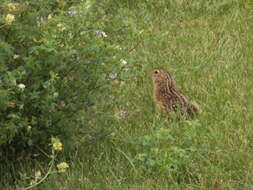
[115,147,137,174]
[0,24,7,28]
[23,154,56,190]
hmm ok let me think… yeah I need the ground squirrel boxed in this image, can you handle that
[151,68,199,118]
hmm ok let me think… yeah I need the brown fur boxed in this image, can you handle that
[151,69,199,117]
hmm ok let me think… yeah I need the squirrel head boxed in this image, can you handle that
[151,69,175,88]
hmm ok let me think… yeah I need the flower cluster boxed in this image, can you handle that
[18,83,26,89]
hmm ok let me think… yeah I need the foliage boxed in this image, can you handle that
[0,0,129,150]
[135,128,191,175]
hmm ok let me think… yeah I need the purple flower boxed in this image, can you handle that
[118,109,126,119]
[68,10,77,17]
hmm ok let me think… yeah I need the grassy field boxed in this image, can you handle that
[4,0,253,189]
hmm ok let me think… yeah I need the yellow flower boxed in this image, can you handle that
[52,137,63,151]
[7,3,17,11]
[5,14,15,25]
[57,162,69,172]
[13,54,20,59]
[53,141,63,151]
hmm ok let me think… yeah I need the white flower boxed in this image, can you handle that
[13,54,20,59]
[108,72,117,79]
[120,59,127,65]
[18,83,25,89]
[95,30,107,38]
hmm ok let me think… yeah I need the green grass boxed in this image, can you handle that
[3,0,253,189]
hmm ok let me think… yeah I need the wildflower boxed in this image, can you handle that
[13,54,20,59]
[68,10,77,17]
[37,16,44,26]
[53,141,63,151]
[118,109,126,119]
[120,59,127,65]
[48,14,52,20]
[35,170,42,181]
[57,162,69,172]
[52,137,63,151]
[108,72,117,79]
[5,14,15,25]
[18,83,25,89]
[7,3,16,11]
[27,125,32,132]
[95,30,107,37]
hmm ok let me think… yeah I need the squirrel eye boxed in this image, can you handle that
[154,70,159,74]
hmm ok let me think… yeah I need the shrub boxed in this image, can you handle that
[0,0,127,151]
